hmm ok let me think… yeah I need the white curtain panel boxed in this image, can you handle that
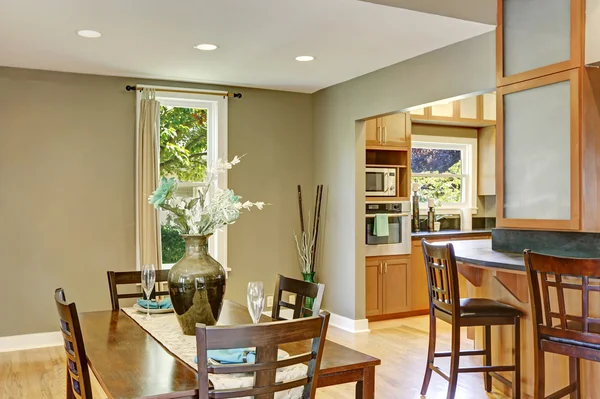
[136,88,162,270]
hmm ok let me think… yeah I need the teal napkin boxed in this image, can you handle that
[136,297,173,309]
[194,349,287,364]
[373,214,389,237]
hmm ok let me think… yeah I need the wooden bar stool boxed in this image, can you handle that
[524,250,600,399]
[420,239,522,399]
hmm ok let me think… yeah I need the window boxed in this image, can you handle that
[151,88,228,269]
[411,135,477,211]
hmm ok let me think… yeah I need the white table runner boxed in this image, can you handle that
[123,307,306,399]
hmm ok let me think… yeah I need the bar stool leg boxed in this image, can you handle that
[446,322,461,399]
[484,325,492,392]
[420,313,437,395]
[513,316,521,399]
[569,356,580,399]
[534,343,545,399]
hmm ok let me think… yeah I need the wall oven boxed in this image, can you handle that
[366,167,396,197]
[365,201,411,256]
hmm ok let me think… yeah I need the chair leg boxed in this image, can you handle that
[569,356,580,399]
[513,317,521,399]
[533,344,545,399]
[420,313,437,395]
[484,325,492,392]
[446,322,461,399]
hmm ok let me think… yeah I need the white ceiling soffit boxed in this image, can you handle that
[360,0,497,25]
[0,0,495,93]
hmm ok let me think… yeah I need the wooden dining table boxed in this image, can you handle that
[79,300,381,399]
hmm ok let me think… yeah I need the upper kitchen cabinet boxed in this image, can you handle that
[497,0,583,87]
[458,96,478,123]
[365,113,411,148]
[410,93,495,126]
[498,69,580,230]
[480,92,496,124]
[429,100,457,121]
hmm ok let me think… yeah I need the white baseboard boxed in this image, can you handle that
[327,312,370,333]
[0,331,62,352]
[262,309,369,333]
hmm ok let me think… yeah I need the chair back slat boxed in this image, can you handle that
[54,288,93,399]
[524,250,600,346]
[421,239,460,315]
[196,312,329,399]
[271,274,325,320]
[107,270,170,310]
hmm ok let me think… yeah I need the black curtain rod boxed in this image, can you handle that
[125,85,242,99]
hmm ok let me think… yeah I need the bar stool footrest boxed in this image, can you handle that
[546,383,577,399]
[489,371,513,388]
[434,350,486,358]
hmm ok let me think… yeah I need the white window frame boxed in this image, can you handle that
[412,134,478,214]
[137,85,229,273]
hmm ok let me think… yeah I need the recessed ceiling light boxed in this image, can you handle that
[194,43,218,51]
[295,55,315,62]
[77,30,101,38]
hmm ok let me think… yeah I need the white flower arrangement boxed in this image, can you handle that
[149,156,265,236]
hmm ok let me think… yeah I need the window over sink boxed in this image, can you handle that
[411,135,477,212]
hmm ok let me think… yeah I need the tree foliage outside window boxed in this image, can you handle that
[160,106,208,182]
[412,147,463,205]
[159,105,208,262]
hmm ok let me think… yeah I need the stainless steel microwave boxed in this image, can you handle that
[366,167,396,197]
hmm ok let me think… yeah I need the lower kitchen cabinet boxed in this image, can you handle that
[365,255,409,317]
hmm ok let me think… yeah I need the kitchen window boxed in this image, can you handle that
[411,135,477,212]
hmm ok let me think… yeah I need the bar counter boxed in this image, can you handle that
[451,239,599,399]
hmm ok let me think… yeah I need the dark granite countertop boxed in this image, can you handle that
[448,239,525,271]
[411,229,492,239]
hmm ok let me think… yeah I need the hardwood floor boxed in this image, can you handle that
[0,315,508,399]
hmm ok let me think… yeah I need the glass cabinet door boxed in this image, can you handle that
[499,0,582,86]
[498,69,579,229]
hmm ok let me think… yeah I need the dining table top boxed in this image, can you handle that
[79,300,381,399]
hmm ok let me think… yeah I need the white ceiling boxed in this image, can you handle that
[0,0,494,93]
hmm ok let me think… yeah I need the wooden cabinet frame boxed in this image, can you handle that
[496,0,584,87]
[410,94,496,126]
[496,68,581,230]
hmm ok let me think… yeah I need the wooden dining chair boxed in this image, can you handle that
[55,288,93,399]
[420,239,522,399]
[524,250,600,399]
[196,312,329,399]
[271,274,325,320]
[106,270,170,310]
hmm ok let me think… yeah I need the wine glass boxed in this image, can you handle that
[247,281,265,324]
[141,264,156,320]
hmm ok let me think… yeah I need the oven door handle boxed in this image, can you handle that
[366,213,410,218]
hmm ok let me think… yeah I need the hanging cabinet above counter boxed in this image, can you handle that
[409,93,496,127]
[496,0,600,232]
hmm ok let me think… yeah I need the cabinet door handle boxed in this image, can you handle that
[384,262,388,274]
[383,126,387,143]
[377,126,382,143]
[379,262,382,274]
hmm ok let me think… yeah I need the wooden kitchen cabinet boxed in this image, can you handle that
[365,118,380,147]
[365,257,383,316]
[478,125,496,196]
[365,255,410,318]
[382,256,409,314]
[410,93,496,126]
[365,113,410,148]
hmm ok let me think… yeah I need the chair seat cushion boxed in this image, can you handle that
[459,298,522,318]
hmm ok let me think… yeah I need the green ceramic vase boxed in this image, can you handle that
[302,272,316,311]
[168,234,226,335]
